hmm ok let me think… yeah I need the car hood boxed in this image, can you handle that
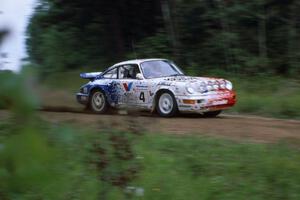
[154,75,231,93]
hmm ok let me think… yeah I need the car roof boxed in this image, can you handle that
[112,58,167,67]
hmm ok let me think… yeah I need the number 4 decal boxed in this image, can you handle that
[139,92,145,102]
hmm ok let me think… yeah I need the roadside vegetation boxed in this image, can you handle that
[133,134,300,200]
[1,67,300,200]
[230,76,300,119]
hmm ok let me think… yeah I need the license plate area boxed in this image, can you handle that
[210,99,228,106]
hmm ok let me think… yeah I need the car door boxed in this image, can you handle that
[118,64,149,107]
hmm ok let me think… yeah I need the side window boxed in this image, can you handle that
[103,67,118,79]
[118,64,140,79]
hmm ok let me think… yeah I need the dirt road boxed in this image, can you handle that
[2,85,300,143]
[33,109,300,143]
[1,108,300,143]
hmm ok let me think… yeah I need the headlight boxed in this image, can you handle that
[220,80,226,89]
[225,81,233,90]
[199,82,207,93]
[207,81,213,91]
[213,81,219,90]
[207,85,213,91]
[186,87,195,94]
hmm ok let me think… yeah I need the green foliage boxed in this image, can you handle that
[87,128,142,198]
[0,71,141,199]
[40,70,87,92]
[27,0,164,74]
[0,118,143,199]
[0,71,96,199]
[229,76,300,119]
[27,0,300,77]
[132,134,300,200]
[127,31,172,60]
[0,119,102,199]
[1,71,300,199]
[0,70,38,115]
[2,119,300,199]
[2,129,72,199]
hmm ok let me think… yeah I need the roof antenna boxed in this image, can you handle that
[131,39,138,60]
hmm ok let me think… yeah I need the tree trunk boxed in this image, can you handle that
[109,3,124,59]
[160,0,179,59]
[215,0,234,71]
[287,2,299,75]
[258,2,267,60]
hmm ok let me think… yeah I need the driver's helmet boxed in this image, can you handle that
[128,67,136,78]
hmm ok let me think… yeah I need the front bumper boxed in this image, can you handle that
[76,93,89,105]
[176,90,236,113]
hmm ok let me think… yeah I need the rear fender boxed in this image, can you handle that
[89,83,119,106]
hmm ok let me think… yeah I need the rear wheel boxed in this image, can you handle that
[203,110,222,118]
[156,91,178,117]
[89,90,108,114]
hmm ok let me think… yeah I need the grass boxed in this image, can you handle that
[129,134,300,200]
[41,70,87,93]
[2,119,300,199]
[3,70,300,199]
[229,76,300,119]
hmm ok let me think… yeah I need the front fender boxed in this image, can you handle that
[154,85,177,96]
[151,85,178,111]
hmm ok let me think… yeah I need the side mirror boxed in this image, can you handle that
[136,73,144,80]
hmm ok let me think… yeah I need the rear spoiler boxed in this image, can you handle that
[80,72,102,80]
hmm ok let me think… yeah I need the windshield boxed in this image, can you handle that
[140,60,184,79]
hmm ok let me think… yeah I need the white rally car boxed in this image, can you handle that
[76,59,236,117]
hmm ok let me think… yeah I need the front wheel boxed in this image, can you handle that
[203,110,222,118]
[89,90,108,114]
[156,91,178,117]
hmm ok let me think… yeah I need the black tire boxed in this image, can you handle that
[156,91,178,117]
[203,110,222,118]
[89,90,109,114]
